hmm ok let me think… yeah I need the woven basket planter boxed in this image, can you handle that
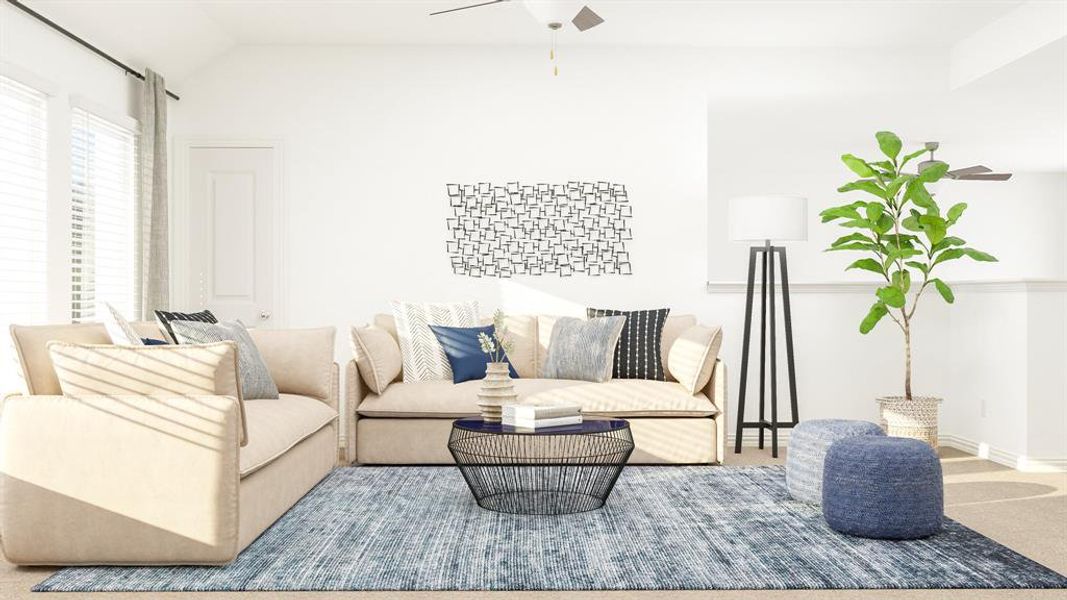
[876,396,942,448]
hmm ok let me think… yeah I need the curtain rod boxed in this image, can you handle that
[5,0,180,100]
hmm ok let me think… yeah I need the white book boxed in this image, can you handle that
[502,403,582,420]
[505,415,583,429]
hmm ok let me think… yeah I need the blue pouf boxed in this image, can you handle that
[786,419,884,504]
[823,436,944,540]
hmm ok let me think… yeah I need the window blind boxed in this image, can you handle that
[70,107,138,322]
[0,75,49,392]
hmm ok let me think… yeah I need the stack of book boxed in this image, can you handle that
[501,403,582,429]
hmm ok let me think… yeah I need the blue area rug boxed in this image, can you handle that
[34,466,1067,592]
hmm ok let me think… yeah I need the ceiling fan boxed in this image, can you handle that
[918,142,1013,181]
[430,0,605,32]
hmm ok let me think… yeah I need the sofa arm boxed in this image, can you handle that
[704,359,727,464]
[344,359,369,464]
[0,395,241,565]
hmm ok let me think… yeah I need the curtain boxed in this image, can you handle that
[137,68,169,318]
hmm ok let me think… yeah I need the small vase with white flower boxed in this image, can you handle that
[476,310,517,422]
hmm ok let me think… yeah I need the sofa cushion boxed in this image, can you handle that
[350,325,402,393]
[661,314,697,382]
[47,340,248,445]
[356,378,717,418]
[668,324,724,394]
[240,394,337,477]
[247,327,335,400]
[587,307,671,381]
[10,321,165,395]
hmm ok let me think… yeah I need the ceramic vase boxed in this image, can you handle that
[478,362,517,422]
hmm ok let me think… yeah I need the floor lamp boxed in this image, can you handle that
[728,195,806,458]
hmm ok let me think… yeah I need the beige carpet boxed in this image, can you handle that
[4,447,1065,599]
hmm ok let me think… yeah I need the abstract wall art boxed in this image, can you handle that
[445,181,632,278]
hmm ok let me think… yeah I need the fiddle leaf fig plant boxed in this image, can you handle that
[821,131,998,400]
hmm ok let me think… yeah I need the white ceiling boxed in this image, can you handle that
[25,0,1024,80]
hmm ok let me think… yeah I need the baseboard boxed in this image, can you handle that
[940,434,1067,473]
[728,431,1066,473]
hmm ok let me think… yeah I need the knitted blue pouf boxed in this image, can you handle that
[822,436,944,540]
[785,419,884,504]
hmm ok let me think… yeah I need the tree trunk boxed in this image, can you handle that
[904,323,913,400]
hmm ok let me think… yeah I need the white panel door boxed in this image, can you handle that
[187,147,275,326]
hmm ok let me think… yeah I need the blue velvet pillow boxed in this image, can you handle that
[141,338,169,345]
[429,325,519,384]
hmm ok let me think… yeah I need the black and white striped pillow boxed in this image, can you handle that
[586,307,671,380]
[155,309,217,344]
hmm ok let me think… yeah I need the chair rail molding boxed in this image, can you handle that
[707,279,1067,294]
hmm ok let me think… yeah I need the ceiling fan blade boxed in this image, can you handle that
[572,5,604,31]
[429,0,508,17]
[947,165,992,178]
[957,173,1013,181]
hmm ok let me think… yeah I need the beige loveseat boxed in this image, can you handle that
[0,322,340,566]
[345,314,726,465]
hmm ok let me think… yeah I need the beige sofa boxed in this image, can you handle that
[345,314,726,465]
[0,321,340,566]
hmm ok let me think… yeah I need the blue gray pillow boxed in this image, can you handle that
[429,325,519,384]
[542,316,627,382]
[170,319,279,400]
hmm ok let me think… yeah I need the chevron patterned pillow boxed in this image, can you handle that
[391,300,479,383]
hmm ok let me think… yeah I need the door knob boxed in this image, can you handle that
[260,311,272,320]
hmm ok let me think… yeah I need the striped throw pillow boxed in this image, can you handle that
[155,309,217,343]
[586,307,671,380]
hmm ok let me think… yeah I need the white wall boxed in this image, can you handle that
[164,43,1063,468]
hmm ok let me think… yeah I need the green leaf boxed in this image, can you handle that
[820,207,861,222]
[901,214,922,232]
[932,278,954,303]
[876,131,902,160]
[846,258,884,275]
[860,303,889,334]
[832,231,874,245]
[892,269,912,293]
[918,160,949,182]
[904,179,937,211]
[899,147,928,167]
[932,236,966,253]
[884,174,912,200]
[838,179,886,199]
[842,154,877,178]
[918,214,948,245]
[840,219,874,229]
[962,248,998,262]
[946,202,967,225]
[933,248,966,265]
[865,202,884,222]
[872,160,895,172]
[905,260,930,275]
[827,242,878,252]
[875,214,895,234]
[877,286,906,308]
[885,245,922,260]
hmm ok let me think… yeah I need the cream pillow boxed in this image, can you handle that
[101,302,145,346]
[47,340,248,446]
[668,324,723,395]
[350,325,402,394]
[390,300,479,383]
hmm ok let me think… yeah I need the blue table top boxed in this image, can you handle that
[453,417,629,435]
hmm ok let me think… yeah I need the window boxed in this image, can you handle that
[0,74,49,391]
[70,106,138,322]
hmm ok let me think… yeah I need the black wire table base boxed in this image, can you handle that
[448,418,635,515]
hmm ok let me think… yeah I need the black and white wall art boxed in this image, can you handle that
[445,181,632,278]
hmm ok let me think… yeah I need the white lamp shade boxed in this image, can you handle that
[728,195,808,242]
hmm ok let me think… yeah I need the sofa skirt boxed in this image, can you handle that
[354,417,718,465]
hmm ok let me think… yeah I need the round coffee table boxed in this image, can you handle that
[448,417,634,515]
